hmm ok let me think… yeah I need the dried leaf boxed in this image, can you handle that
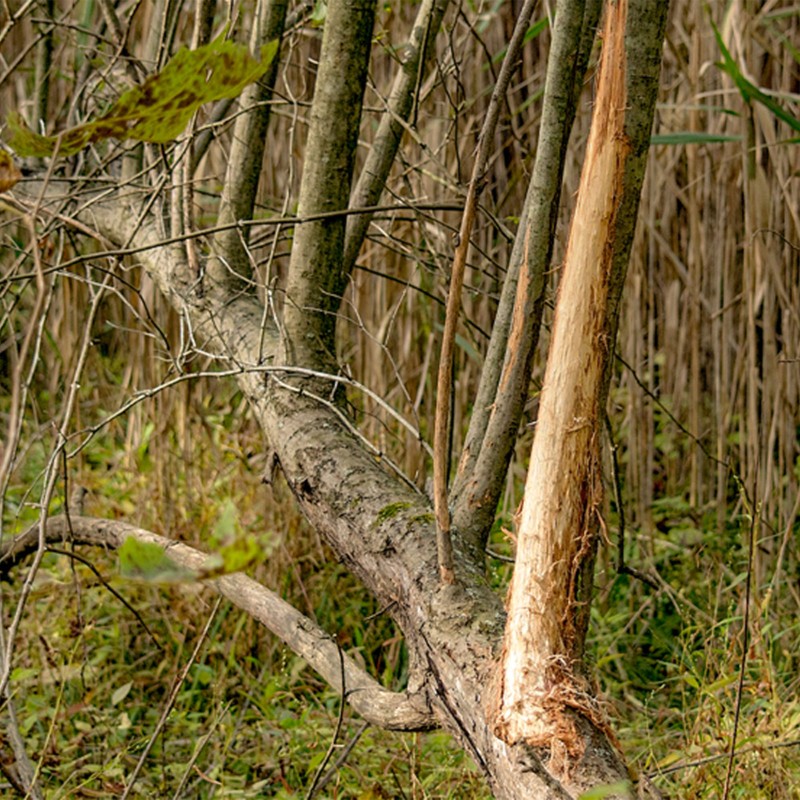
[0,149,21,192]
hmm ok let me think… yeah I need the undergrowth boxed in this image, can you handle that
[2,0,799,797]
[2,376,798,798]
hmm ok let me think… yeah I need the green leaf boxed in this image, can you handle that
[201,533,263,577]
[711,19,800,134]
[492,17,549,64]
[212,498,239,541]
[578,781,631,800]
[118,537,195,583]
[310,0,327,26]
[200,498,268,577]
[6,35,279,157]
[703,673,738,694]
[110,681,133,706]
[651,131,742,146]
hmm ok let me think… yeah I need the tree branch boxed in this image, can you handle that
[492,0,671,767]
[283,0,375,368]
[450,0,604,554]
[432,0,538,584]
[0,515,436,732]
[211,0,288,287]
[342,0,450,273]
[10,176,442,636]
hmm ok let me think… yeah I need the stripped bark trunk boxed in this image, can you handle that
[492,0,670,774]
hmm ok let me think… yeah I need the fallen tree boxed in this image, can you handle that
[1,0,670,796]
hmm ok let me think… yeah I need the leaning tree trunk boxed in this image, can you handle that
[492,0,670,767]
[3,0,670,797]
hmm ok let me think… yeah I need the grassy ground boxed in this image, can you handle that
[2,385,798,798]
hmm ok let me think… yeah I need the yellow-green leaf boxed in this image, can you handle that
[111,681,133,706]
[118,537,195,583]
[6,36,279,158]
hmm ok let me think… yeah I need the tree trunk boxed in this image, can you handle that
[3,0,670,796]
[493,0,670,758]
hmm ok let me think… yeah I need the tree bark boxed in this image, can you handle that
[450,0,603,553]
[492,0,670,771]
[4,0,671,795]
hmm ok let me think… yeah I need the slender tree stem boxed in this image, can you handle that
[343,0,450,272]
[433,0,538,583]
[450,0,603,555]
[283,0,376,368]
[211,0,288,287]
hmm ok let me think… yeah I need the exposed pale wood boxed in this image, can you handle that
[493,0,670,762]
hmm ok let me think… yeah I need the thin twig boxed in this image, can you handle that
[0,260,112,701]
[432,0,537,584]
[650,736,800,779]
[120,597,222,800]
[313,720,370,795]
[45,548,163,648]
[306,639,347,800]
[721,484,757,800]
[1,201,464,288]
[63,364,433,466]
[604,413,659,590]
[170,701,233,799]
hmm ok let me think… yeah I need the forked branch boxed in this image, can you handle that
[343,0,450,272]
[432,0,538,582]
[0,515,436,732]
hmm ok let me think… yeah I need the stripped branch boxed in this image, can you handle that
[432,0,538,583]
[492,0,671,762]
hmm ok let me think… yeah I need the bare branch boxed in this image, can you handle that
[342,0,450,272]
[211,0,288,287]
[432,0,538,584]
[283,0,376,368]
[0,516,437,732]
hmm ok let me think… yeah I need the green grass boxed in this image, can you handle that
[1,357,799,798]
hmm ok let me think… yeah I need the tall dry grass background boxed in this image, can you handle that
[1,0,799,797]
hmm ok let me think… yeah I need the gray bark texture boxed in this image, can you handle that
[3,0,671,796]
